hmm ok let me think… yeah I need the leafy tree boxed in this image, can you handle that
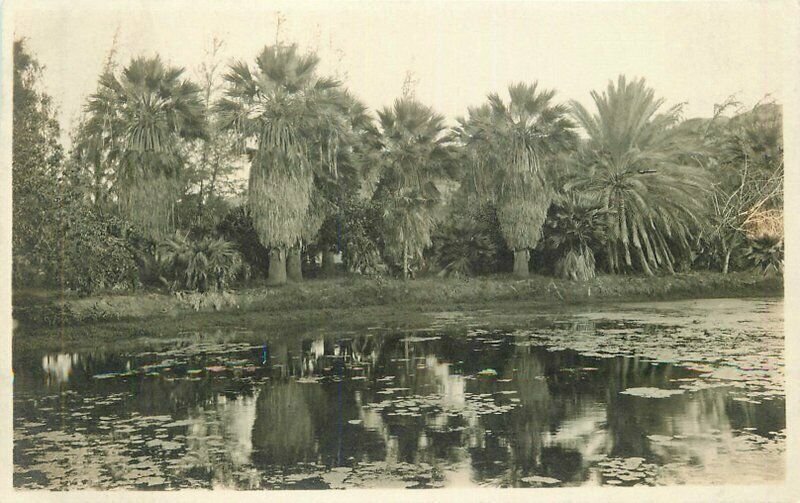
[569,76,709,275]
[374,98,454,278]
[82,55,206,240]
[315,194,384,275]
[12,39,65,284]
[179,38,246,234]
[457,83,577,277]
[216,44,347,285]
[13,40,142,293]
[310,91,381,277]
[694,101,783,273]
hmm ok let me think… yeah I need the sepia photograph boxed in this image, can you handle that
[2,0,798,500]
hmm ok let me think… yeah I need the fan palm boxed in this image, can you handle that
[375,98,453,278]
[542,193,608,280]
[569,76,709,275]
[216,44,347,285]
[457,83,577,277]
[83,56,206,239]
[305,90,380,279]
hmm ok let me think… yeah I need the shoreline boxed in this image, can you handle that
[12,272,782,342]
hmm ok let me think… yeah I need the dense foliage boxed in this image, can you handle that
[13,40,144,293]
[541,195,608,281]
[158,233,243,292]
[428,199,512,277]
[457,83,578,277]
[12,39,784,296]
[569,77,710,276]
[12,40,65,285]
[745,235,783,275]
[374,98,455,278]
[79,56,206,239]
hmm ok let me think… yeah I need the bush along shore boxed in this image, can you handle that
[13,271,782,328]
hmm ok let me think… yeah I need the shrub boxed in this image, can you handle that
[745,235,783,275]
[554,248,596,281]
[217,206,270,278]
[428,203,512,277]
[53,204,141,294]
[158,233,243,292]
[318,197,384,275]
[541,195,607,281]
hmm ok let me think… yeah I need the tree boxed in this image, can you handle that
[179,38,246,233]
[311,91,381,277]
[82,55,206,240]
[374,98,453,279]
[697,101,783,273]
[540,193,608,280]
[13,40,141,293]
[216,44,347,285]
[71,31,121,209]
[569,76,709,275]
[428,190,512,277]
[457,83,577,277]
[12,39,65,284]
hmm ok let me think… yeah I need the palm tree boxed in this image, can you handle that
[304,90,380,279]
[216,44,346,285]
[569,76,709,275]
[457,83,577,277]
[375,98,453,279]
[83,56,206,239]
[541,193,608,281]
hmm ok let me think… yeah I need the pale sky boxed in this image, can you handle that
[10,0,795,147]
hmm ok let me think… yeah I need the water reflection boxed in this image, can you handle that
[13,318,785,489]
[41,353,81,385]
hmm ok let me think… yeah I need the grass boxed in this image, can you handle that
[13,271,782,331]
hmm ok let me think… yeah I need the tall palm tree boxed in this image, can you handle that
[303,90,380,280]
[216,44,346,285]
[569,76,709,275]
[83,56,206,239]
[375,98,453,279]
[457,83,577,277]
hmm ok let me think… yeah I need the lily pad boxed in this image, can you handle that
[620,387,685,398]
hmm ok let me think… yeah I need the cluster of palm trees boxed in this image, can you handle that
[75,43,781,286]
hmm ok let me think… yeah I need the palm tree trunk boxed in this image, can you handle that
[287,246,303,282]
[513,249,530,278]
[267,248,287,286]
[322,250,337,277]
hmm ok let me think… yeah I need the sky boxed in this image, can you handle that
[10,0,795,147]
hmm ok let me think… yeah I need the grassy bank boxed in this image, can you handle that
[13,271,782,329]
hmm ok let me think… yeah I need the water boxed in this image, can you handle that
[13,298,785,489]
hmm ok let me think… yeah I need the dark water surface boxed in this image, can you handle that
[13,298,785,489]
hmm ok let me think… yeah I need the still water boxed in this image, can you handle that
[13,298,784,489]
